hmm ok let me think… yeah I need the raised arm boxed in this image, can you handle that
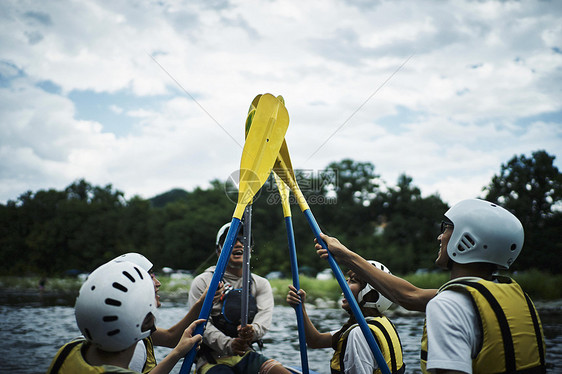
[153,281,222,348]
[286,285,333,348]
[316,233,436,312]
[148,319,205,374]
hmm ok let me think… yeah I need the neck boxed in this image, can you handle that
[84,344,135,369]
[226,265,243,277]
[450,262,495,281]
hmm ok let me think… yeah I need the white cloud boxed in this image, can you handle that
[0,0,560,207]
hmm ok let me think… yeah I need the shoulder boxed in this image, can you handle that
[347,325,367,342]
[251,273,268,283]
[251,273,271,288]
[193,267,216,282]
[427,289,474,316]
[426,290,479,335]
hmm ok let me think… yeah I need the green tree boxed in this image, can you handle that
[370,174,449,273]
[483,150,562,272]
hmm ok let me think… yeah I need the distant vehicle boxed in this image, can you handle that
[316,268,333,280]
[170,269,193,279]
[265,271,285,280]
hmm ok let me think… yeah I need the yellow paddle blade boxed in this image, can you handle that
[234,93,289,218]
[273,140,310,212]
[245,108,256,139]
[274,172,292,218]
[245,94,262,139]
[250,94,262,112]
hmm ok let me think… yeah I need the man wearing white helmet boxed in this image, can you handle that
[286,260,405,374]
[188,222,291,374]
[315,199,546,374]
[111,253,221,373]
[47,260,204,373]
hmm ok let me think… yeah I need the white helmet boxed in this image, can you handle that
[112,252,153,272]
[445,199,524,269]
[75,261,157,352]
[357,261,393,313]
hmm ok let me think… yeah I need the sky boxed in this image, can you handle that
[1,0,561,207]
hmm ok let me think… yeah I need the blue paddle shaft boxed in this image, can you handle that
[285,216,310,374]
[303,209,391,374]
[179,218,242,374]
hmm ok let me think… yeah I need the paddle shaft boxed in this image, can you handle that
[241,205,252,326]
[285,215,310,374]
[179,218,242,374]
[302,209,391,374]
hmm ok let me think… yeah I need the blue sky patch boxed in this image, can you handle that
[68,89,172,137]
[375,105,422,134]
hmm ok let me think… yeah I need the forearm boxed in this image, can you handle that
[299,304,331,348]
[146,350,183,374]
[344,251,436,312]
[153,297,204,347]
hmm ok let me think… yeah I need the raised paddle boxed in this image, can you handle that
[274,172,310,374]
[273,141,392,374]
[179,93,289,374]
[240,98,259,328]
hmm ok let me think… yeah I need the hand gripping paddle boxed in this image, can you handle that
[180,93,289,374]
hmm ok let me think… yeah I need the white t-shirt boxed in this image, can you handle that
[425,289,481,374]
[129,340,147,372]
[343,327,379,374]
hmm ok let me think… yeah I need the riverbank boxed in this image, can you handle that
[2,270,562,307]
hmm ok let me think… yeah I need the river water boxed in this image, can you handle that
[1,292,560,373]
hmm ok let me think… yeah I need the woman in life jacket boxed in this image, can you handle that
[286,261,405,374]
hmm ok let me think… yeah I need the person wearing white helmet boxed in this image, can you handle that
[188,222,291,374]
[47,260,205,374]
[286,260,405,374]
[315,199,546,374]
[111,253,221,373]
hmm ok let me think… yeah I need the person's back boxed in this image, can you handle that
[48,337,139,374]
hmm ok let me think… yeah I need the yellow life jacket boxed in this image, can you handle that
[420,276,546,374]
[46,339,140,374]
[141,337,156,373]
[330,316,405,374]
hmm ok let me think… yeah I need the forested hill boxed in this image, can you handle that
[1,150,560,276]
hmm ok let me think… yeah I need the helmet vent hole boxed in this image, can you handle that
[105,298,122,307]
[134,266,144,280]
[84,328,92,340]
[112,282,128,293]
[122,271,135,283]
[458,233,475,252]
[103,315,118,322]
[510,244,517,251]
[107,329,120,336]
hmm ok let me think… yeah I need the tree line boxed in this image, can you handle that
[0,150,560,276]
